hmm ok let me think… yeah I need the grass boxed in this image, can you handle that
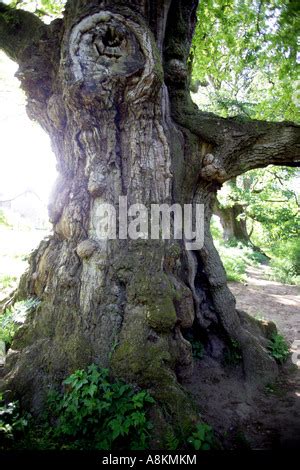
[211,218,300,286]
[0,274,17,291]
[215,240,265,283]
[267,258,300,285]
[218,246,247,282]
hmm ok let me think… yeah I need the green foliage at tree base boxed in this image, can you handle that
[190,339,204,359]
[1,363,219,451]
[0,394,29,445]
[187,423,215,450]
[1,365,155,451]
[268,333,290,364]
[47,365,155,450]
[224,339,243,366]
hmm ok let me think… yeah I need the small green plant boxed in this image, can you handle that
[0,298,40,348]
[268,333,290,364]
[188,423,215,450]
[0,308,17,346]
[224,339,242,365]
[265,381,285,397]
[221,255,246,282]
[191,339,204,359]
[0,394,29,447]
[165,429,179,450]
[46,364,155,450]
[265,383,275,394]
[254,311,266,321]
[234,429,251,449]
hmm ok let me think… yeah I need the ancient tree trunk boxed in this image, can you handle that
[0,0,299,443]
[214,202,249,244]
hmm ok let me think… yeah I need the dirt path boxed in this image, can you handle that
[229,265,300,346]
[185,265,300,449]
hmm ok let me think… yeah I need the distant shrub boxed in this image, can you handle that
[211,232,270,283]
[0,308,17,347]
[267,240,300,285]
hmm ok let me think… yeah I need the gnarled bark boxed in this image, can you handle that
[1,0,299,445]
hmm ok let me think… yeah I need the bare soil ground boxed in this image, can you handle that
[185,265,300,449]
[230,265,300,346]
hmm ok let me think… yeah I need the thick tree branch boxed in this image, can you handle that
[223,120,300,179]
[172,91,300,165]
[0,2,45,62]
[172,95,300,181]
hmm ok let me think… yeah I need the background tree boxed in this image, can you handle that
[191,0,299,248]
[214,168,299,245]
[0,0,299,443]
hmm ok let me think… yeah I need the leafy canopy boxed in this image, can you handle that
[8,0,65,21]
[192,0,299,122]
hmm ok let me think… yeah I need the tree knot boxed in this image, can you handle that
[200,153,227,183]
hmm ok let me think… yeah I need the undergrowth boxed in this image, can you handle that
[268,333,290,364]
[0,364,217,451]
[1,365,155,450]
